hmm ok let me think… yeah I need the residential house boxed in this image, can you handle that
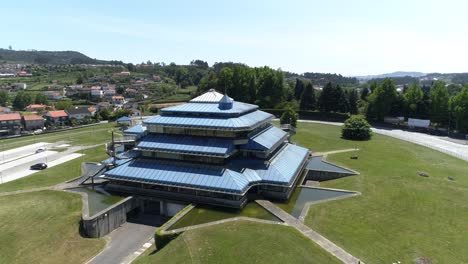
[66,107,92,120]
[16,70,32,77]
[15,83,27,90]
[125,88,137,97]
[45,110,69,126]
[44,91,64,100]
[0,112,21,135]
[90,86,103,98]
[25,104,52,112]
[104,89,116,97]
[0,106,12,114]
[96,102,111,110]
[22,114,45,131]
[88,106,97,116]
[112,95,126,105]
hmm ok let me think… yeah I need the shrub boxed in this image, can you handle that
[341,115,372,140]
[280,108,298,128]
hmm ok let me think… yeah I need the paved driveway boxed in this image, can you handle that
[87,214,164,264]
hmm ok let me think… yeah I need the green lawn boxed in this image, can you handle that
[0,122,115,151]
[0,191,104,264]
[135,220,341,264]
[0,145,109,193]
[293,123,468,263]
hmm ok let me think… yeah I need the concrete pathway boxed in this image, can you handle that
[86,214,164,264]
[313,148,359,157]
[256,200,363,264]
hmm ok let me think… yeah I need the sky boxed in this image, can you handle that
[2,0,468,75]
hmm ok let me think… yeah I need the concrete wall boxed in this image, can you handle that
[81,196,138,238]
[306,170,349,181]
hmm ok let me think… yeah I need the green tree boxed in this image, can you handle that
[13,91,32,110]
[0,90,9,107]
[360,87,369,101]
[367,78,398,121]
[430,81,450,126]
[55,99,73,110]
[403,83,424,118]
[34,93,49,105]
[294,79,305,100]
[348,90,358,115]
[450,86,468,133]
[76,75,84,84]
[98,108,112,120]
[318,82,346,112]
[341,115,372,140]
[280,108,298,128]
[299,82,316,110]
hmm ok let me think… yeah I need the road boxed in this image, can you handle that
[296,120,468,161]
[87,214,164,264]
[0,143,100,184]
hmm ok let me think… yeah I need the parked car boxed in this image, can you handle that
[33,129,43,134]
[30,163,47,170]
[35,148,46,153]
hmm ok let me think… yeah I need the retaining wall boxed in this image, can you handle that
[81,196,139,238]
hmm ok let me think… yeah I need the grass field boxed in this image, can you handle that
[0,122,115,151]
[0,145,109,193]
[135,221,341,264]
[293,123,468,263]
[0,191,104,264]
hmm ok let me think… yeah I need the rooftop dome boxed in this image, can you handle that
[219,94,233,110]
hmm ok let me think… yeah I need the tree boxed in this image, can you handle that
[0,90,9,107]
[98,108,112,120]
[280,108,298,128]
[116,86,125,95]
[76,75,84,84]
[294,79,305,100]
[348,90,358,114]
[367,78,398,121]
[34,93,48,105]
[430,81,450,126]
[360,87,369,101]
[299,82,316,110]
[318,82,346,112]
[450,86,468,133]
[403,82,424,118]
[341,115,372,140]
[55,99,73,110]
[13,91,32,110]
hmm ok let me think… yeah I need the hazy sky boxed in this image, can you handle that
[3,0,468,75]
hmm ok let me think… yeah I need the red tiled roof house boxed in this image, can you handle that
[44,110,69,126]
[0,113,21,135]
[22,114,45,131]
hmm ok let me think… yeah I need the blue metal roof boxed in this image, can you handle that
[124,124,147,134]
[240,125,288,151]
[144,110,273,131]
[103,143,309,194]
[116,116,132,122]
[137,134,235,156]
[161,102,257,117]
[307,156,357,174]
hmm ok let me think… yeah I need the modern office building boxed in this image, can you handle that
[103,89,309,208]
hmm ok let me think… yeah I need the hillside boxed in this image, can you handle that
[0,49,123,65]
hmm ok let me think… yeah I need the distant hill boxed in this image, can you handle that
[356,71,426,80]
[0,49,124,65]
